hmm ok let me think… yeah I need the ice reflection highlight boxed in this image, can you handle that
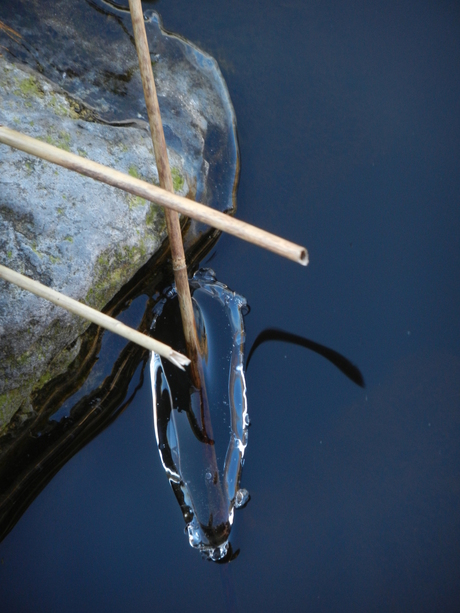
[150,269,249,561]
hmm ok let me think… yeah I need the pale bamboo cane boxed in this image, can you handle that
[0,126,308,265]
[0,264,190,369]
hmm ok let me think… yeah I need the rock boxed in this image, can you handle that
[0,55,171,429]
[0,2,238,226]
[0,5,238,434]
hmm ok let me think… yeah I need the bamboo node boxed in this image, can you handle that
[172,256,187,272]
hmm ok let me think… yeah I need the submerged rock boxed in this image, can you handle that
[0,3,238,433]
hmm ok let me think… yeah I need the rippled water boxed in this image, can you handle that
[1,1,460,612]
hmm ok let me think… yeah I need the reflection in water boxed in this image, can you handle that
[246,328,365,388]
[150,269,249,561]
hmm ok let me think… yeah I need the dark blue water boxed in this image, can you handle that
[1,0,460,611]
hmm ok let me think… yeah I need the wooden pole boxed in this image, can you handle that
[0,126,308,266]
[0,264,190,370]
[128,0,201,388]
[128,2,219,456]
[128,5,227,528]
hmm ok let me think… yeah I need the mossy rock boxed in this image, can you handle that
[0,4,238,435]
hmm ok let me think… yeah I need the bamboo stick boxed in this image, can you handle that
[0,264,190,370]
[128,6,223,502]
[0,126,308,266]
[128,0,202,389]
[128,0,174,195]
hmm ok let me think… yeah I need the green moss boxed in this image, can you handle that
[0,389,24,434]
[39,135,55,146]
[127,195,146,210]
[138,238,147,258]
[128,165,141,179]
[145,205,166,234]
[97,253,109,267]
[58,131,71,151]
[125,168,147,209]
[64,235,73,242]
[37,131,72,152]
[0,392,10,415]
[37,371,52,387]
[47,93,78,118]
[0,318,89,433]
[77,148,88,158]
[7,250,12,258]
[57,206,64,215]
[49,254,61,264]
[31,242,43,258]
[15,350,32,367]
[146,203,160,226]
[15,75,44,98]
[171,167,184,192]
[87,243,150,309]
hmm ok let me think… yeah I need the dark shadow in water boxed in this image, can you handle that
[246,328,365,388]
[0,232,221,543]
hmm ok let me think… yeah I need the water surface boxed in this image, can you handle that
[1,0,459,611]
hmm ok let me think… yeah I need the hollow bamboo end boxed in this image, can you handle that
[299,248,309,266]
[168,350,191,370]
